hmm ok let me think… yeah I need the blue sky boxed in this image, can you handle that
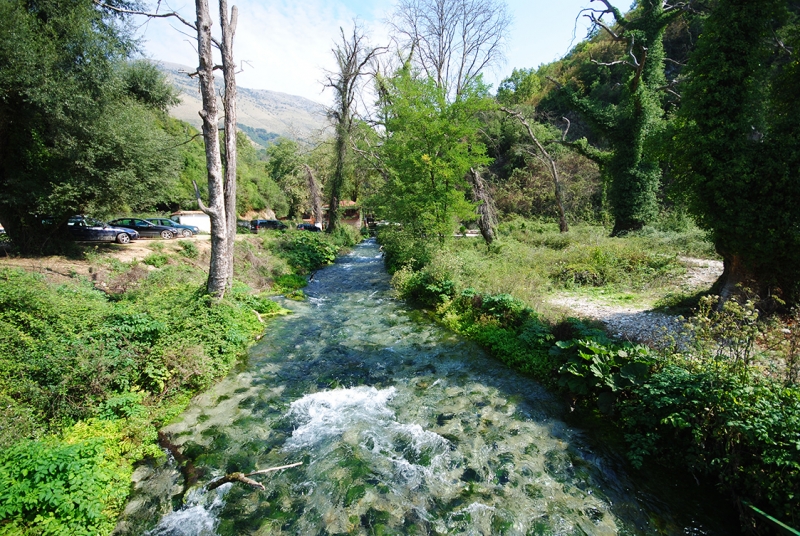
[138,0,630,103]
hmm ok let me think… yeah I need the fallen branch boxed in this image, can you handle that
[206,462,303,491]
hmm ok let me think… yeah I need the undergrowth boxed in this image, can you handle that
[379,220,799,531]
[0,263,283,534]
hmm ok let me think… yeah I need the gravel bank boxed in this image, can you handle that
[549,258,723,347]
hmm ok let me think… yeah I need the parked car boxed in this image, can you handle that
[146,218,199,237]
[297,223,321,232]
[250,219,287,232]
[67,216,140,244]
[108,218,177,239]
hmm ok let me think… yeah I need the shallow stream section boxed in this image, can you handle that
[115,239,738,535]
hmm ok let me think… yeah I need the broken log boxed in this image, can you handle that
[206,461,303,491]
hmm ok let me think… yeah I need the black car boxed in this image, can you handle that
[250,219,287,232]
[146,218,199,237]
[297,223,321,232]
[67,216,140,244]
[108,218,177,239]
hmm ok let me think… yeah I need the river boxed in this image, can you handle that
[114,238,739,535]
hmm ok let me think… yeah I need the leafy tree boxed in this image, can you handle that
[674,0,800,305]
[264,138,304,218]
[375,68,491,237]
[0,0,178,252]
[549,1,684,235]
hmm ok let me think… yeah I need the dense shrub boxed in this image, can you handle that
[270,232,338,274]
[0,266,265,435]
[376,227,434,273]
[550,321,655,412]
[0,415,161,536]
[621,367,800,526]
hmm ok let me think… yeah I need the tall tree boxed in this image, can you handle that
[391,0,510,100]
[674,0,800,305]
[102,0,242,296]
[376,67,491,237]
[0,0,178,252]
[324,25,382,232]
[219,0,239,287]
[265,138,303,218]
[553,0,684,235]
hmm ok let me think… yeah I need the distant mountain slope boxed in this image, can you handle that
[156,61,328,145]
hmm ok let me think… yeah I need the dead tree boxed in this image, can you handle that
[324,24,383,233]
[304,164,323,228]
[501,107,568,233]
[468,167,497,245]
[95,0,240,297]
[219,0,239,286]
[193,0,231,296]
[390,0,510,99]
[206,462,303,491]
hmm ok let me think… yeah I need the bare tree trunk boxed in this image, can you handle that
[193,0,229,297]
[304,164,323,228]
[93,0,239,297]
[325,25,383,233]
[468,167,497,245]
[501,107,568,233]
[327,128,347,232]
[219,0,238,286]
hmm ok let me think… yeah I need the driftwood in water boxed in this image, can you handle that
[206,462,303,491]
[468,167,498,245]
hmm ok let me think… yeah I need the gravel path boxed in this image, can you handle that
[549,258,723,347]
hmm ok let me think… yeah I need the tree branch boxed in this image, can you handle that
[93,1,197,31]
[206,462,303,492]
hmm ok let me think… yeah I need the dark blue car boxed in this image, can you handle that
[146,218,199,237]
[108,218,177,239]
[67,217,140,244]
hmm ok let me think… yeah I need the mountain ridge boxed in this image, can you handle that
[155,61,328,145]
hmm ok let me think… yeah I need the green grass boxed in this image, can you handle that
[385,220,708,317]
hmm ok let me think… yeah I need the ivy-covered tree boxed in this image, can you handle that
[375,68,491,237]
[552,0,683,235]
[674,0,800,305]
[0,0,179,252]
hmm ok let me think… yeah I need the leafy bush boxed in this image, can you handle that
[328,225,362,248]
[621,366,800,526]
[437,288,557,379]
[273,274,307,294]
[551,328,655,412]
[271,233,338,274]
[0,438,124,535]
[143,253,169,267]
[177,240,199,259]
[376,227,434,273]
[0,266,264,437]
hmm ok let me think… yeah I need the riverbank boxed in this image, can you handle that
[378,220,800,533]
[0,228,360,534]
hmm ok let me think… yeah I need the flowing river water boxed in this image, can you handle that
[115,239,739,535]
